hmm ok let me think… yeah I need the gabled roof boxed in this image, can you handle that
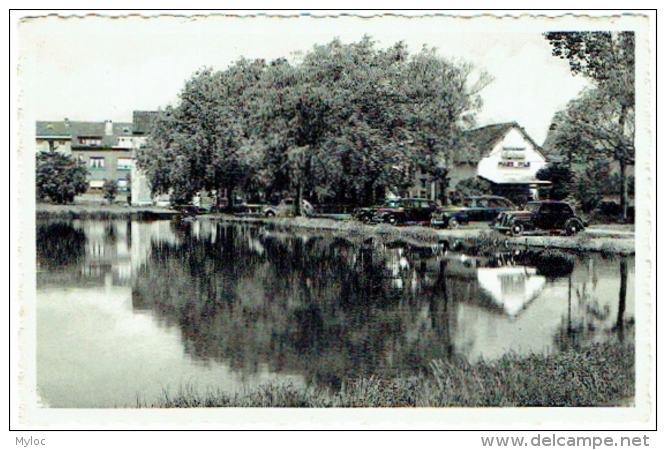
[465,122,518,153]
[132,111,159,135]
[461,121,547,162]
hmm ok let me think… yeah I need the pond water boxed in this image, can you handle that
[36,219,634,408]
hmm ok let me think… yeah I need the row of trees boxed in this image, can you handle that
[136,37,491,211]
[540,32,635,220]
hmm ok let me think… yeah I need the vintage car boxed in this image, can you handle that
[458,195,516,223]
[430,206,469,229]
[263,198,315,218]
[372,198,438,226]
[431,195,515,229]
[354,198,402,224]
[494,201,587,237]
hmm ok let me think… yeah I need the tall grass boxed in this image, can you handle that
[148,342,634,408]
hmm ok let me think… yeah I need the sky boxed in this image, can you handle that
[17,12,607,145]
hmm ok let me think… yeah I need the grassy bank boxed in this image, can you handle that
[36,203,178,220]
[205,214,635,255]
[149,342,634,408]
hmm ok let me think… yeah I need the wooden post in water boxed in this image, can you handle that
[616,256,628,340]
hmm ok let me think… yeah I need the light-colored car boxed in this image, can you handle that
[263,198,314,217]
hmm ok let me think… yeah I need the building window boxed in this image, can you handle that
[502,147,526,160]
[90,157,105,169]
[80,137,102,146]
[117,137,133,147]
[117,158,132,171]
[118,178,129,192]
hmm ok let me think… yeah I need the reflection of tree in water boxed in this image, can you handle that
[36,221,86,270]
[555,255,633,351]
[132,224,458,389]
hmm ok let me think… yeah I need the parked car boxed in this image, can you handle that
[354,198,402,224]
[263,198,314,218]
[494,201,587,237]
[430,206,469,229]
[372,198,438,226]
[458,196,516,223]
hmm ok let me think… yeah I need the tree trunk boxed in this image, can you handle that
[295,182,303,217]
[616,257,628,330]
[617,104,630,222]
[619,160,628,222]
[227,186,234,213]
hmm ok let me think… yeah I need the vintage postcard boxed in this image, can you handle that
[12,10,655,433]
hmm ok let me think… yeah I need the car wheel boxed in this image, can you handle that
[265,211,276,218]
[511,222,524,237]
[565,219,582,236]
[447,217,460,229]
[387,215,398,226]
[361,215,372,224]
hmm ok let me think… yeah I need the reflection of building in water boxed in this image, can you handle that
[130,221,180,272]
[452,255,634,362]
[79,220,131,284]
[76,220,179,286]
[476,267,547,317]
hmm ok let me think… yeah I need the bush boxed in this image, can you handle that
[103,179,119,204]
[450,177,492,204]
[36,151,88,204]
[536,162,574,200]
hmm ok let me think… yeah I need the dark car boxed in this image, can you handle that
[494,201,587,237]
[459,196,516,223]
[430,206,469,229]
[372,198,438,226]
[354,198,402,224]
[431,195,515,229]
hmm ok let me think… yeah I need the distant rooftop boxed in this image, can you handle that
[36,119,134,148]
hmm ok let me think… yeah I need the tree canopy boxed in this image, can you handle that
[137,37,490,209]
[36,151,88,204]
[544,31,635,220]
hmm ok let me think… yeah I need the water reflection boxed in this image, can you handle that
[36,220,635,407]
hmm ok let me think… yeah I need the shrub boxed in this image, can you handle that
[103,179,119,204]
[36,151,88,204]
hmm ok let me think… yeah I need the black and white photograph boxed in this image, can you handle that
[11,9,655,434]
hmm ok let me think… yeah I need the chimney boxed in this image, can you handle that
[105,120,113,136]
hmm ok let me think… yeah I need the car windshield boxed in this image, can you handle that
[525,203,540,212]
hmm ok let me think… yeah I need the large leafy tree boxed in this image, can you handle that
[36,151,88,204]
[545,31,635,220]
[137,37,489,210]
[137,61,266,206]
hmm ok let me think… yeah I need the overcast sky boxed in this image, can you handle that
[17,13,604,145]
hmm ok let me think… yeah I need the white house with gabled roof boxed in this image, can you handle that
[467,122,550,204]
